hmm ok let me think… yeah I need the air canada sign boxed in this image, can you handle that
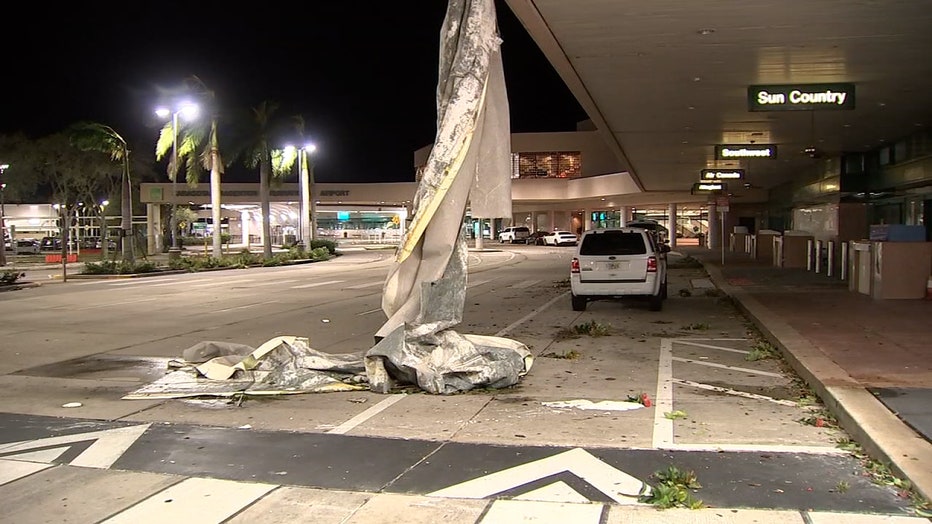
[748,83,855,111]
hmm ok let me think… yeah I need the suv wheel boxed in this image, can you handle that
[571,294,587,311]
[648,293,663,311]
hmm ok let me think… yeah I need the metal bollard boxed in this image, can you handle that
[807,239,814,271]
[840,241,848,281]
[815,240,823,273]
[827,240,835,277]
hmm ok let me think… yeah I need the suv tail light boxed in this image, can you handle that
[647,256,657,273]
[571,257,580,274]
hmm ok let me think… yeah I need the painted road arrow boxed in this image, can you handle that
[0,423,150,468]
[428,447,649,504]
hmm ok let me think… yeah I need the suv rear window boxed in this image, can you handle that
[579,231,647,255]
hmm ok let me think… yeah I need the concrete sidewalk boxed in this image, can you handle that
[681,245,932,502]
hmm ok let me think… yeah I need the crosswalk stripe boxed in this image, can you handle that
[0,459,53,486]
[480,499,603,523]
[99,477,277,524]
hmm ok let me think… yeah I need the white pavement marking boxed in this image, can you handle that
[807,511,931,523]
[186,278,257,288]
[514,482,591,504]
[666,442,846,455]
[429,447,648,505]
[99,477,277,524]
[357,308,383,316]
[210,300,278,314]
[327,394,407,435]
[653,339,675,448]
[467,278,493,288]
[673,339,750,355]
[108,279,178,287]
[0,459,53,486]
[480,499,603,523]
[291,279,344,289]
[495,292,568,337]
[75,297,159,310]
[671,378,800,407]
[346,280,385,290]
[0,424,151,469]
[511,279,540,289]
[148,278,211,287]
[672,356,784,378]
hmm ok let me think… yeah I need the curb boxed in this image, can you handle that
[701,261,932,503]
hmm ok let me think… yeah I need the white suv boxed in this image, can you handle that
[499,226,530,243]
[570,228,669,311]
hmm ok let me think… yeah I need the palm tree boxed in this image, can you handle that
[155,76,225,258]
[235,100,282,259]
[69,122,135,263]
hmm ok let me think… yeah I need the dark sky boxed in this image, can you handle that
[3,1,586,184]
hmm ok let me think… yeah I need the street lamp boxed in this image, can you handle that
[155,103,199,258]
[285,143,317,248]
[0,164,8,267]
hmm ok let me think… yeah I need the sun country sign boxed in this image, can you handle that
[748,83,855,111]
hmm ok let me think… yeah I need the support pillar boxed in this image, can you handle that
[668,203,677,248]
[240,210,251,249]
[583,208,592,232]
[620,206,633,227]
[708,202,719,249]
[146,203,162,256]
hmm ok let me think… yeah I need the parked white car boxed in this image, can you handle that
[543,231,578,246]
[570,228,669,311]
[499,226,530,243]
[5,239,41,254]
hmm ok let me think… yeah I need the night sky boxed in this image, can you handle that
[3,1,586,184]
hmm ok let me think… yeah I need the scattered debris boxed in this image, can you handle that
[627,393,652,407]
[61,402,82,408]
[639,465,704,509]
[543,399,644,412]
[348,398,368,404]
[540,350,581,360]
[678,289,692,297]
[556,320,612,339]
[664,410,688,420]
[681,323,710,331]
[745,341,779,361]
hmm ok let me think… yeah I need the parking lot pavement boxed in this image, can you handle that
[681,245,932,504]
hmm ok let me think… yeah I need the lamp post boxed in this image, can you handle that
[155,103,198,259]
[285,143,317,248]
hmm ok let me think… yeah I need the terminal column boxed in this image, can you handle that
[146,203,162,255]
[620,206,633,226]
[668,203,677,248]
[708,202,719,249]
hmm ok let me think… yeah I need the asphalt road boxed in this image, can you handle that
[0,246,923,522]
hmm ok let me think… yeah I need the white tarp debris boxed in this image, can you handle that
[543,400,645,412]
[124,0,532,400]
[366,0,531,394]
[123,337,368,399]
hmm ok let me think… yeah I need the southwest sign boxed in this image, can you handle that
[701,169,744,180]
[748,83,855,111]
[715,144,777,160]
